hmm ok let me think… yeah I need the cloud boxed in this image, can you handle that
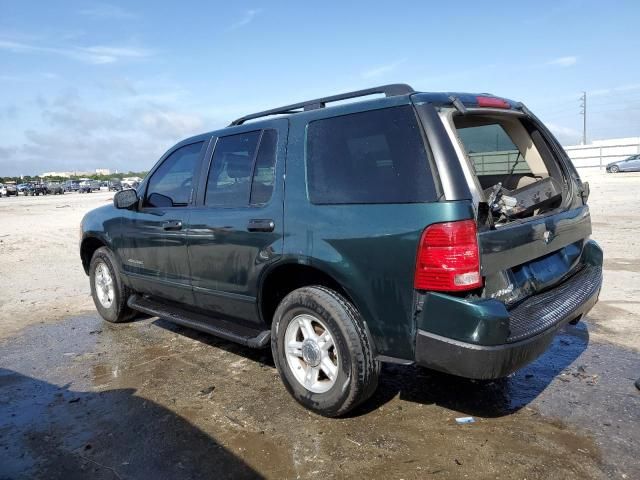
[79,3,136,19]
[0,74,23,81]
[0,105,19,120]
[589,83,640,97]
[0,89,208,176]
[228,9,262,30]
[140,110,204,138]
[546,122,580,137]
[0,38,151,64]
[80,45,151,64]
[361,58,407,79]
[97,76,138,96]
[547,56,578,67]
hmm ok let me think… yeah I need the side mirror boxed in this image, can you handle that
[114,189,139,209]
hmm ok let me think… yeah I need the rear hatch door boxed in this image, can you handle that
[437,100,592,306]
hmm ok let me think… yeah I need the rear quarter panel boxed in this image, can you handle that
[284,111,474,360]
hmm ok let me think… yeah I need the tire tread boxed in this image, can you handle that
[272,285,379,417]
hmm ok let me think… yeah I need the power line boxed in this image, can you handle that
[579,91,587,145]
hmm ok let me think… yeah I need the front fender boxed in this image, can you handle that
[80,204,122,273]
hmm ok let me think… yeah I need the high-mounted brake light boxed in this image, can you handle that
[414,220,483,292]
[476,96,510,109]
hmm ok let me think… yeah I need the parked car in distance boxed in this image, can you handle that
[23,183,48,196]
[2,182,17,197]
[80,84,603,417]
[108,180,123,191]
[0,184,6,197]
[46,182,65,195]
[78,180,101,193]
[63,180,80,192]
[122,180,140,189]
[17,183,29,194]
[606,154,640,173]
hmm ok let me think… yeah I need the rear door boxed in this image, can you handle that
[119,140,206,305]
[187,120,287,325]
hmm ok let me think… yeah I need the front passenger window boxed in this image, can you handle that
[145,141,204,208]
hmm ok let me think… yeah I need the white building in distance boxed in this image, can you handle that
[41,168,112,178]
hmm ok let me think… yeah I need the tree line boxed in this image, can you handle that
[0,171,148,184]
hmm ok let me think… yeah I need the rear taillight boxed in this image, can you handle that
[476,96,510,109]
[414,220,483,292]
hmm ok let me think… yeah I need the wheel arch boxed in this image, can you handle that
[259,262,357,325]
[80,235,107,275]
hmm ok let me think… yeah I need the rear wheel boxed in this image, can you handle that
[271,286,379,417]
[89,247,136,323]
[610,165,620,173]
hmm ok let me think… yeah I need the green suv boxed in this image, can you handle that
[80,84,602,416]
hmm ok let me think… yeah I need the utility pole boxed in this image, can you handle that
[580,91,587,145]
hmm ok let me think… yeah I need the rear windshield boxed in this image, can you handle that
[306,105,437,204]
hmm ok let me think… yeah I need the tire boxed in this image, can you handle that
[610,165,620,173]
[89,247,136,323]
[271,286,380,417]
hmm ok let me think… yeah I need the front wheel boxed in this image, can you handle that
[610,165,620,173]
[271,286,380,417]
[89,247,136,323]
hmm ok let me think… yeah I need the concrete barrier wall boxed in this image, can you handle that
[563,137,640,170]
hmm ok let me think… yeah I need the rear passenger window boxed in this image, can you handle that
[205,129,278,207]
[306,106,436,204]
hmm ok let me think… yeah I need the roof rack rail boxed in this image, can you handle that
[229,83,414,126]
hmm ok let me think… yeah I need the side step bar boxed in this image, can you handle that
[127,295,270,348]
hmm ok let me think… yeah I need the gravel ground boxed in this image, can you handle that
[0,175,638,479]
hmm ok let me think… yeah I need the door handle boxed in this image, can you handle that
[247,219,275,232]
[163,220,183,231]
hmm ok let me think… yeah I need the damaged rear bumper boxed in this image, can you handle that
[415,241,603,379]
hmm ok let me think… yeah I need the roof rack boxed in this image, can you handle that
[229,83,415,126]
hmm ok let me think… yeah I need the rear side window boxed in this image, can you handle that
[205,129,278,207]
[306,106,436,204]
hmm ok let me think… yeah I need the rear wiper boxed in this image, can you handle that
[449,95,468,115]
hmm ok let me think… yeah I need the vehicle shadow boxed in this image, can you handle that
[0,368,263,480]
[353,323,590,418]
[152,317,589,420]
[152,318,275,367]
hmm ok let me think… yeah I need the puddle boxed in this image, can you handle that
[1,314,638,479]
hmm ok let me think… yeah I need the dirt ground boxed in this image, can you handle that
[0,174,638,479]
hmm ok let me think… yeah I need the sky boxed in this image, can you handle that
[1,0,640,176]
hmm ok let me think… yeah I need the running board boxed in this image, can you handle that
[127,295,270,348]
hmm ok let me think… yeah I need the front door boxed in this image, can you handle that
[188,120,287,325]
[120,140,207,305]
